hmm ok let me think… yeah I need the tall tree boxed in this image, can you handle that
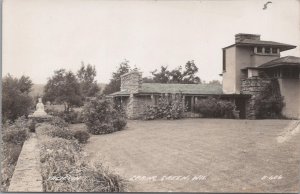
[149,61,201,84]
[77,62,100,97]
[151,66,170,83]
[2,74,33,122]
[44,69,83,112]
[103,60,131,95]
[181,60,201,84]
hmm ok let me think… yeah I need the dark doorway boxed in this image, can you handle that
[235,98,246,119]
[185,96,192,112]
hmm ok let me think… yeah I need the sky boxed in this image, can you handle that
[3,0,300,84]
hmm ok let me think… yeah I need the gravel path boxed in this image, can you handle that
[80,119,300,192]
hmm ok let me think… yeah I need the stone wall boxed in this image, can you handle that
[126,95,153,119]
[241,77,272,119]
[8,134,43,192]
[120,70,143,93]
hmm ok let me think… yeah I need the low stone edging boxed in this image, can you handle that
[8,133,43,192]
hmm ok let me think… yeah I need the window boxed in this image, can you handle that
[256,47,262,53]
[222,49,226,72]
[272,48,278,54]
[265,47,271,54]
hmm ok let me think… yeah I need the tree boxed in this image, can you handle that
[103,60,131,95]
[44,69,83,112]
[2,74,33,122]
[151,66,170,83]
[77,62,100,98]
[181,60,201,84]
[149,61,201,84]
[208,80,222,86]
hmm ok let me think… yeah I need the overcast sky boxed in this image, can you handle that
[3,0,300,84]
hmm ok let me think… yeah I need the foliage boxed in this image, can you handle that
[144,94,187,120]
[149,61,201,84]
[1,143,23,191]
[253,79,284,119]
[1,117,30,191]
[36,124,125,192]
[2,116,29,145]
[73,130,90,144]
[49,116,69,128]
[194,97,236,118]
[102,60,131,95]
[47,108,84,124]
[82,97,127,134]
[47,127,75,140]
[2,74,33,122]
[77,62,100,98]
[43,69,83,112]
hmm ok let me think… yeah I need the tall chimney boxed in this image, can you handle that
[120,70,142,93]
[235,33,261,43]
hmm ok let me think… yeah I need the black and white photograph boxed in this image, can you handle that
[1,0,300,192]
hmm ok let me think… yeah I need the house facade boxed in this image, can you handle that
[110,33,300,119]
[222,33,300,119]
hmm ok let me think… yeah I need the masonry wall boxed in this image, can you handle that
[121,71,142,93]
[126,95,153,119]
[241,77,272,119]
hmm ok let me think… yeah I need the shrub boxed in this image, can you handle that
[194,97,236,118]
[49,116,68,128]
[28,119,36,132]
[37,127,125,192]
[73,130,90,144]
[1,143,23,191]
[144,94,186,120]
[47,109,84,124]
[82,97,127,135]
[2,117,29,145]
[48,127,74,140]
[2,129,28,145]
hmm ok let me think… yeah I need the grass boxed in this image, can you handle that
[80,118,300,192]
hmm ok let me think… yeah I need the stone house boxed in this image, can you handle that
[110,33,300,119]
[222,33,300,119]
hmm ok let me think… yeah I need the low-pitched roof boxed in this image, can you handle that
[258,56,300,68]
[223,39,296,51]
[110,83,223,96]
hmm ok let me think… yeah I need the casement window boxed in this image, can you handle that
[222,49,226,72]
[256,47,262,53]
[265,47,271,54]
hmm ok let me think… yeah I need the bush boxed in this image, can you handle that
[37,127,125,192]
[194,97,236,118]
[47,127,74,140]
[28,119,36,132]
[47,109,84,124]
[73,130,90,144]
[82,97,127,135]
[49,116,69,128]
[144,94,186,120]
[2,129,28,145]
[2,117,29,145]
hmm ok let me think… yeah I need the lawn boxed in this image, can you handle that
[71,119,300,192]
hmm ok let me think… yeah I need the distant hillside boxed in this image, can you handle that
[30,84,44,97]
[30,83,107,97]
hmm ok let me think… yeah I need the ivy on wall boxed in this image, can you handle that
[253,79,285,119]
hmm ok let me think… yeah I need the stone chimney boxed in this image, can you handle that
[120,70,142,93]
[235,33,261,43]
